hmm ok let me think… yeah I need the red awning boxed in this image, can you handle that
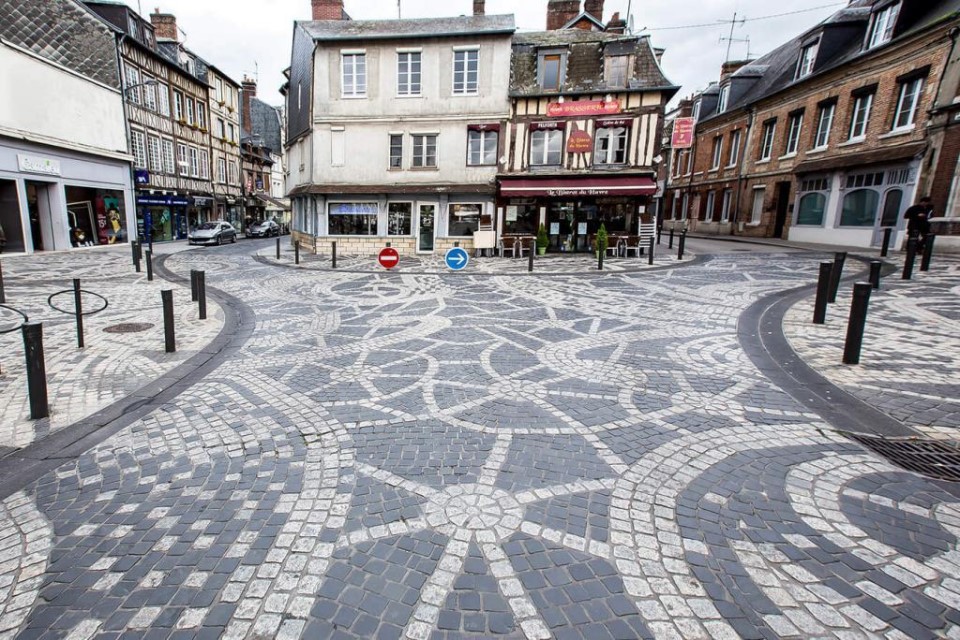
[499,175,656,198]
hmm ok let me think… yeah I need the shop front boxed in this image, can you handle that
[136,194,190,243]
[497,175,657,253]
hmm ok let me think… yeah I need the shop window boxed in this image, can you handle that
[453,49,479,95]
[467,130,498,166]
[412,134,438,168]
[840,189,879,226]
[449,203,481,236]
[65,187,127,245]
[796,193,827,226]
[879,189,903,227]
[594,128,627,165]
[504,203,538,234]
[329,202,378,235]
[388,203,412,235]
[531,130,563,166]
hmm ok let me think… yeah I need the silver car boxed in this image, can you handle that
[189,221,237,246]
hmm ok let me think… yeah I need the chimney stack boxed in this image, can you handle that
[241,77,257,135]
[311,0,344,20]
[605,11,626,34]
[584,0,604,23]
[150,7,178,41]
[720,59,751,81]
[473,0,485,16]
[546,0,581,30]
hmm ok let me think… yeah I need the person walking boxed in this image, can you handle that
[904,196,933,249]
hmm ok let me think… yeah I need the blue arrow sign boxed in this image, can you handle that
[444,247,469,271]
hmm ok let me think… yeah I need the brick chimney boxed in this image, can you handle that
[241,77,257,135]
[605,11,626,34]
[311,0,344,20]
[150,8,177,41]
[473,0,485,16]
[547,0,581,30]
[720,59,751,81]
[584,0,604,23]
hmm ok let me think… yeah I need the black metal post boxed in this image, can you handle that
[161,289,176,353]
[920,235,936,272]
[880,227,892,258]
[0,260,5,304]
[869,261,882,290]
[843,282,873,365]
[669,228,675,249]
[73,278,85,349]
[656,227,662,245]
[295,242,300,265]
[678,231,686,260]
[332,241,337,269]
[135,240,143,262]
[528,244,534,272]
[454,241,460,248]
[132,241,141,272]
[813,261,832,324]
[902,237,918,280]
[197,271,207,321]
[145,249,154,282]
[276,236,281,260]
[648,236,655,266]
[22,322,48,420]
[190,270,199,302]
[828,251,846,303]
[598,246,604,271]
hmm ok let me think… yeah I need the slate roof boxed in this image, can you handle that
[0,0,120,89]
[301,14,515,41]
[247,99,283,154]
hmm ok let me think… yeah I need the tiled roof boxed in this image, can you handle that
[301,14,515,41]
[0,0,120,89]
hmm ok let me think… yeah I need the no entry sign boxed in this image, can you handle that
[378,247,399,269]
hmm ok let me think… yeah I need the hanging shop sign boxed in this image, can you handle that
[566,130,594,153]
[672,117,696,149]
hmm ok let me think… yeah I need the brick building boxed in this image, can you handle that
[663,0,960,249]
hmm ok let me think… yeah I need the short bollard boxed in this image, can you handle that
[813,261,833,324]
[135,240,143,262]
[920,235,936,272]
[869,261,882,290]
[276,236,281,260]
[669,228,675,249]
[295,242,300,265]
[828,252,846,303]
[677,230,686,260]
[598,247,604,271]
[190,270,199,302]
[902,237,918,280]
[131,241,141,273]
[454,241,460,248]
[880,227,892,258]
[73,278,85,349]
[842,282,873,365]
[197,271,207,321]
[0,260,6,304]
[528,245,534,272]
[161,289,176,353]
[656,227,662,245]
[648,236,655,266]
[22,322,49,420]
[332,241,337,269]
[145,249,154,282]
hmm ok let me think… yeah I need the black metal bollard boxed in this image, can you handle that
[598,247,604,271]
[869,261,882,290]
[22,322,49,420]
[145,249,154,282]
[0,260,5,304]
[190,270,198,302]
[648,236,655,266]
[161,289,176,353]
[842,282,873,365]
[880,227,892,258]
[669,228,675,249]
[276,236,281,260]
[332,241,337,269]
[902,237,918,280]
[73,278,85,349]
[528,244,534,272]
[828,252,846,303]
[454,241,459,248]
[295,242,300,265]
[678,231,686,260]
[132,241,141,273]
[920,235,936,272]
[197,271,207,321]
[657,227,662,246]
[813,261,833,324]
[135,240,143,262]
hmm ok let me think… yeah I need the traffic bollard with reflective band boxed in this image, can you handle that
[73,278,84,349]
[880,227,892,258]
[827,252,846,303]
[648,236,655,266]
[902,237,918,280]
[843,282,873,365]
[813,261,833,324]
[528,245,534,272]
[669,228,675,249]
[190,270,199,302]
[920,235,936,272]
[295,242,300,265]
[0,260,5,304]
[678,231,686,260]
[145,249,154,282]
[332,241,337,269]
[197,271,207,321]
[22,322,49,419]
[132,241,141,272]
[162,289,176,353]
[869,261,882,290]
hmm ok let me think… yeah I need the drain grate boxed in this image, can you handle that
[103,322,154,334]
[847,433,960,482]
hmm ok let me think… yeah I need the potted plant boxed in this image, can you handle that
[536,223,549,256]
[595,223,608,259]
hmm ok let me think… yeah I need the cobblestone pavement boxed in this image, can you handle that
[0,245,223,452]
[785,255,960,440]
[1,242,960,639]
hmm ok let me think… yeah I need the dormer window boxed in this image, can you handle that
[538,50,567,91]
[691,100,701,121]
[796,41,819,80]
[867,2,901,49]
[717,85,730,113]
[605,55,630,89]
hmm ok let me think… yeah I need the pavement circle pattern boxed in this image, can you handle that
[0,246,959,639]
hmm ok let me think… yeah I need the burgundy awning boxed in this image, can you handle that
[499,175,656,198]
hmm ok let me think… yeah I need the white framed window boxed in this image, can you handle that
[750,187,765,224]
[189,146,199,177]
[185,97,195,125]
[867,2,901,49]
[703,190,715,221]
[720,189,732,222]
[538,51,565,91]
[228,123,235,143]
[177,143,188,175]
[147,135,162,172]
[131,129,147,168]
[389,134,403,169]
[711,136,723,170]
[199,150,209,179]
[229,161,239,185]
[218,118,226,140]
[605,55,629,88]
[173,90,184,121]
[143,76,157,111]
[412,134,438,168]
[727,130,741,167]
[685,147,694,174]
[795,42,818,80]
[691,100,701,122]
[814,102,835,149]
[594,127,628,165]
[342,52,367,98]
[161,139,175,174]
[331,128,345,167]
[197,102,207,130]
[215,77,224,103]
[124,64,141,104]
[217,157,227,183]
[681,193,689,220]
[892,76,923,130]
[397,51,422,97]
[453,49,480,95]
[467,129,498,166]
[849,92,873,140]
[759,121,776,161]
[157,83,170,116]
[530,129,563,166]
[785,113,803,155]
[717,85,730,113]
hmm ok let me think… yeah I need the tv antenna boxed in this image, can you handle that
[718,12,747,62]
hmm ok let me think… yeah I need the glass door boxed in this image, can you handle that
[872,188,903,246]
[417,204,435,253]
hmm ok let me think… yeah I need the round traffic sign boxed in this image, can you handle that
[444,247,470,271]
[378,247,400,269]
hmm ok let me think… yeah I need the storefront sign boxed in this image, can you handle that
[331,203,379,215]
[529,121,566,131]
[672,117,695,149]
[17,154,61,176]
[467,123,501,132]
[547,188,614,197]
[135,169,151,185]
[567,130,593,153]
[547,100,621,118]
[137,195,190,206]
[193,196,213,206]
[596,118,633,128]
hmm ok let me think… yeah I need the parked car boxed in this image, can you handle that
[188,221,237,246]
[245,220,281,238]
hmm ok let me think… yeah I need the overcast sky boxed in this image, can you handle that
[122,0,845,106]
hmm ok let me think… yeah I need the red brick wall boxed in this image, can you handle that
[311,0,344,20]
[928,123,960,215]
